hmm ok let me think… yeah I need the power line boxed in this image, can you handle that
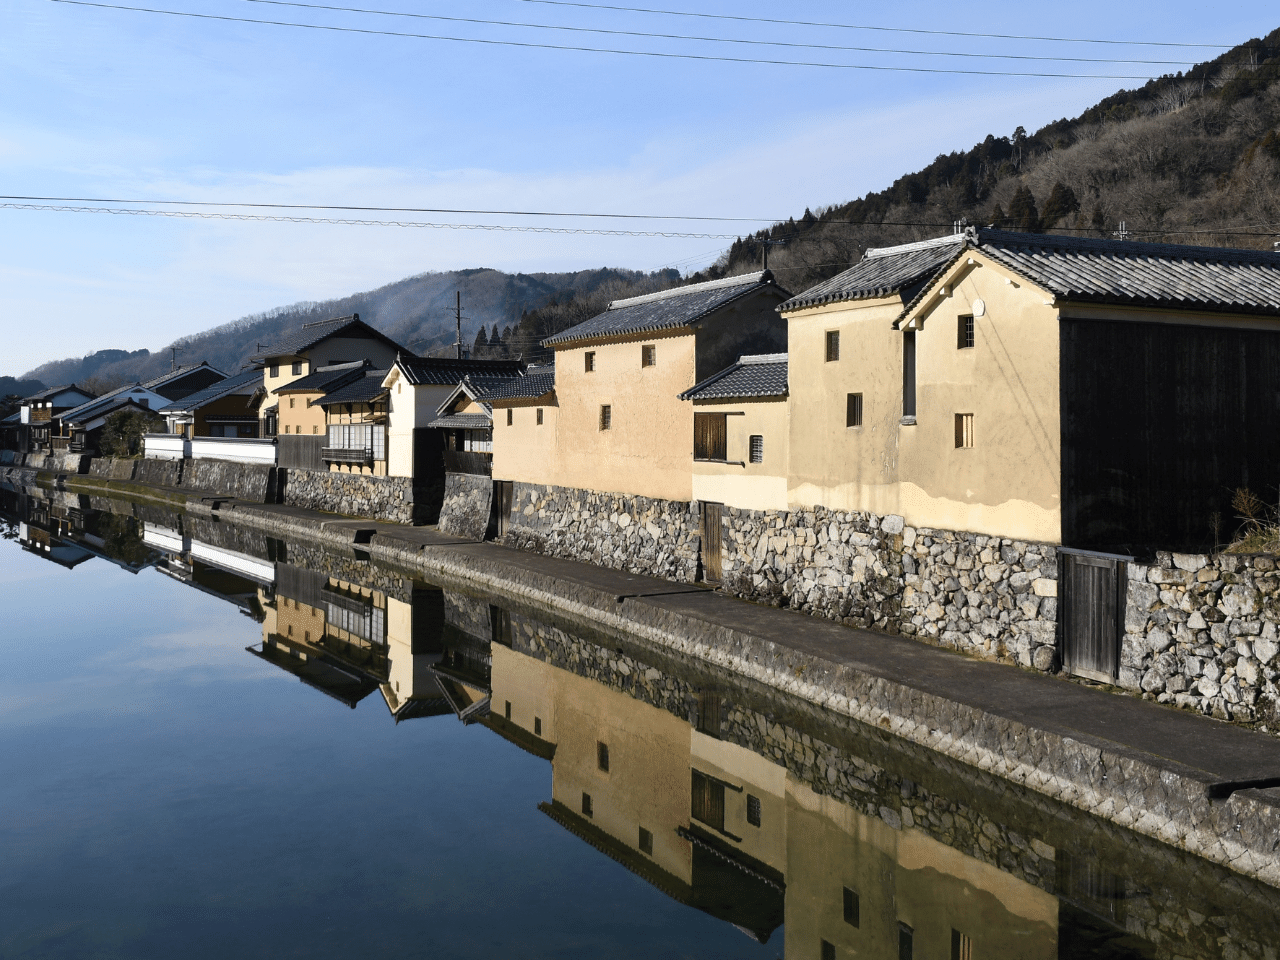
[241,0,1197,66]
[513,0,1234,50]
[45,0,1168,78]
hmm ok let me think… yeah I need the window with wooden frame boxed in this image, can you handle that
[599,405,612,430]
[597,741,610,772]
[955,413,974,448]
[638,827,653,855]
[641,344,656,367]
[585,351,596,372]
[582,792,593,817]
[958,314,975,349]
[749,435,764,463]
[746,793,761,827]
[843,887,860,927]
[536,408,543,425]
[950,930,973,960]
[694,413,727,460]
[696,690,721,737]
[902,331,917,419]
[506,408,513,426]
[847,393,863,428]
[690,770,725,831]
[825,330,840,362]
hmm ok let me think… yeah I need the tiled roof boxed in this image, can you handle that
[477,367,556,403]
[780,235,966,313]
[140,362,227,399]
[2,411,20,424]
[956,228,1280,316]
[58,382,152,424]
[23,383,93,403]
[63,394,151,427]
[427,412,491,430]
[542,271,787,347]
[249,314,405,362]
[394,356,525,386]
[158,368,263,414]
[274,361,368,394]
[679,354,788,401]
[315,371,390,406]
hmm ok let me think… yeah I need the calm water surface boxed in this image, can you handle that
[2,485,1279,959]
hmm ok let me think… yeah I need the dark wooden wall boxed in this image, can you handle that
[279,435,324,471]
[1060,317,1280,554]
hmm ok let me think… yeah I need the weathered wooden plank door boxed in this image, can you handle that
[1060,549,1127,682]
[700,501,723,584]
[490,480,513,540]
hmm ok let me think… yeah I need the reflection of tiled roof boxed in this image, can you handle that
[159,367,262,413]
[428,412,491,430]
[780,235,965,313]
[394,356,525,385]
[543,272,787,346]
[937,228,1280,316]
[680,354,787,401]
[477,367,555,402]
[250,314,405,362]
[316,371,390,406]
[274,361,367,395]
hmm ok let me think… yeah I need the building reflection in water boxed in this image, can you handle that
[6,484,1270,958]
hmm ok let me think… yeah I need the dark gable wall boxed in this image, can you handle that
[1061,317,1280,555]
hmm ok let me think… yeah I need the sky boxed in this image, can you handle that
[2,0,1277,378]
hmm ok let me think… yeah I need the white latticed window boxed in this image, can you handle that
[327,423,386,460]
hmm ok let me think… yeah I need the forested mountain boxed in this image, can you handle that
[23,26,1280,384]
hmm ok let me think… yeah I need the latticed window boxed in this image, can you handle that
[327,423,386,460]
[599,405,612,430]
[506,408,513,426]
[749,435,764,463]
[585,351,596,372]
[958,314,975,349]
[746,793,761,827]
[536,408,544,425]
[825,330,840,362]
[847,393,863,427]
[694,413,726,460]
[955,413,974,448]
[641,344,656,367]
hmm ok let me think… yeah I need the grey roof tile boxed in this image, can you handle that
[274,361,368,394]
[249,314,405,362]
[542,271,787,347]
[780,235,967,313]
[427,412,491,430]
[316,371,391,406]
[23,383,94,403]
[476,368,556,402]
[395,356,525,385]
[679,354,788,401]
[158,368,263,414]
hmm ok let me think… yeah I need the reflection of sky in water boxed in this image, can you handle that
[0,545,778,959]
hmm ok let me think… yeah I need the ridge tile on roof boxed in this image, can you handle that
[316,371,391,406]
[781,234,966,313]
[394,356,525,386]
[680,353,788,401]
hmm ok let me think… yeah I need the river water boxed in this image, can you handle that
[2,483,1279,959]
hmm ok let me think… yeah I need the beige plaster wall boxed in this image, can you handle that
[551,331,697,501]
[898,255,1061,542]
[690,396,789,511]
[276,390,327,438]
[785,298,906,516]
[549,664,693,884]
[490,643,556,745]
[384,372,454,478]
[491,397,559,486]
[783,780,1057,960]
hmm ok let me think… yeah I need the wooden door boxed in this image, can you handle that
[1060,550,1126,682]
[489,480,513,540]
[700,501,723,584]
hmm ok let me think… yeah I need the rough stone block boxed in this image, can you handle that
[1032,578,1057,598]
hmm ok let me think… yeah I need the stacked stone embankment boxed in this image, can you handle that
[438,473,493,541]
[281,468,422,524]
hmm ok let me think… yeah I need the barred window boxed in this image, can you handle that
[958,314,975,349]
[746,793,761,827]
[600,405,612,430]
[847,394,863,428]
[641,344,656,367]
[955,413,974,448]
[825,330,840,362]
[506,408,513,426]
[585,351,596,372]
[749,435,764,463]
[536,407,543,425]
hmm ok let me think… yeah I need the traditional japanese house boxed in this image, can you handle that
[16,384,97,453]
[159,367,264,438]
[427,373,524,476]
[316,368,392,475]
[269,361,371,470]
[484,365,558,486]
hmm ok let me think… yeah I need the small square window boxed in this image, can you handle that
[597,741,610,772]
[505,700,512,720]
[506,408,513,426]
[821,940,836,960]
[951,930,973,960]
[582,792,593,817]
[639,827,653,855]
[749,435,764,464]
[847,393,863,428]
[600,405,612,431]
[534,717,542,736]
[955,413,974,448]
[747,794,761,827]
[642,344,656,367]
[536,408,543,425]
[825,330,840,362]
[843,887,860,927]
[585,351,596,372]
[292,361,303,375]
[958,314,975,349]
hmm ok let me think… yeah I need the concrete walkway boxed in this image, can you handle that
[53,475,1280,884]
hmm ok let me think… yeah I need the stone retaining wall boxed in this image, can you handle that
[283,468,418,524]
[438,473,493,540]
[1122,551,1280,723]
[504,481,701,582]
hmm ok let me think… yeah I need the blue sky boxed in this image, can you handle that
[2,0,1276,377]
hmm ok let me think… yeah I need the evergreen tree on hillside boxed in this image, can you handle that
[473,326,488,354]
[1041,182,1081,227]
[1008,187,1042,233]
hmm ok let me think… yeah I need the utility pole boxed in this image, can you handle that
[1112,220,1131,241]
[455,291,463,359]
[170,346,181,371]
[762,238,787,271]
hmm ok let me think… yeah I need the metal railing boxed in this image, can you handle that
[443,449,492,476]
[322,446,374,465]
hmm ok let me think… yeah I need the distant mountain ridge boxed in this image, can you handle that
[22,266,678,388]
